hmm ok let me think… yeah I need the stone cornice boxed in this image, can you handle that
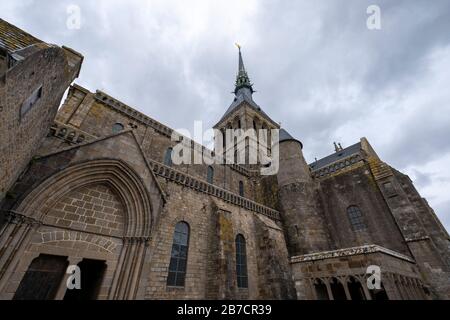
[48,121,96,145]
[2,210,41,227]
[149,160,281,221]
[290,244,415,263]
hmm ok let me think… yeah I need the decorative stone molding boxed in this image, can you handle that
[405,236,430,243]
[49,121,95,144]
[290,244,415,263]
[311,154,362,179]
[37,230,118,253]
[2,210,41,228]
[149,160,281,221]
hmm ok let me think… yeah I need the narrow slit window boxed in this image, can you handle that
[207,166,214,184]
[235,234,248,288]
[164,147,173,166]
[239,181,244,197]
[20,85,42,119]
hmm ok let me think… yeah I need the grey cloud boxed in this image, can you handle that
[1,0,449,231]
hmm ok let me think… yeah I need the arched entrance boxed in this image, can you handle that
[0,159,158,300]
[313,278,330,300]
[330,278,347,300]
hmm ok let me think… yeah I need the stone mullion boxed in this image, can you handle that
[398,276,410,300]
[355,275,372,300]
[310,278,319,300]
[323,278,334,300]
[410,279,422,300]
[339,277,352,300]
[384,273,401,300]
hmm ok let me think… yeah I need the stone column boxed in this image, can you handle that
[383,273,401,300]
[339,277,352,300]
[324,278,334,300]
[356,275,372,300]
[110,237,149,300]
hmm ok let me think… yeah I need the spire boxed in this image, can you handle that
[234,43,254,95]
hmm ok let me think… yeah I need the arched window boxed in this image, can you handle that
[112,123,124,134]
[164,148,173,166]
[235,234,248,288]
[222,129,226,148]
[207,166,214,184]
[347,206,367,231]
[239,181,244,197]
[167,222,190,287]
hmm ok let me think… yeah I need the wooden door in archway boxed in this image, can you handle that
[13,255,68,300]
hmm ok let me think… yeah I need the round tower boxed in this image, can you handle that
[277,129,330,256]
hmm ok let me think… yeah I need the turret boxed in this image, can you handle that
[277,129,330,256]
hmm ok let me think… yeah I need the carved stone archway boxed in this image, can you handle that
[0,159,158,299]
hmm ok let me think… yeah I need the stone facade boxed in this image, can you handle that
[0,18,83,203]
[0,19,449,300]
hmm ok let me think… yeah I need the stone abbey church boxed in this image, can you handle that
[0,18,449,301]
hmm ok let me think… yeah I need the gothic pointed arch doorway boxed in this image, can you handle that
[0,159,161,300]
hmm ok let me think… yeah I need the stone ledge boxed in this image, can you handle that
[48,121,96,145]
[290,244,415,263]
[149,160,281,221]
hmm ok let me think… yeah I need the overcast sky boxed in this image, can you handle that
[2,0,449,232]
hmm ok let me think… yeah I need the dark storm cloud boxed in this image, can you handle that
[1,0,449,230]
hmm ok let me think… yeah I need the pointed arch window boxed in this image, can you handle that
[207,166,214,184]
[164,147,173,166]
[235,234,248,288]
[347,206,367,231]
[167,222,190,287]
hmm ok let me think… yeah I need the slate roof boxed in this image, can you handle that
[0,18,42,53]
[309,142,362,171]
[278,128,297,142]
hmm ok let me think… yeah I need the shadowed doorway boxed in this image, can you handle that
[13,254,68,300]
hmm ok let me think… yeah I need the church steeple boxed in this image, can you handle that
[214,44,279,129]
[234,44,254,95]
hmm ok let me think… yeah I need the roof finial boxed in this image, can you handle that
[334,142,344,152]
[334,142,339,153]
[234,43,254,95]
